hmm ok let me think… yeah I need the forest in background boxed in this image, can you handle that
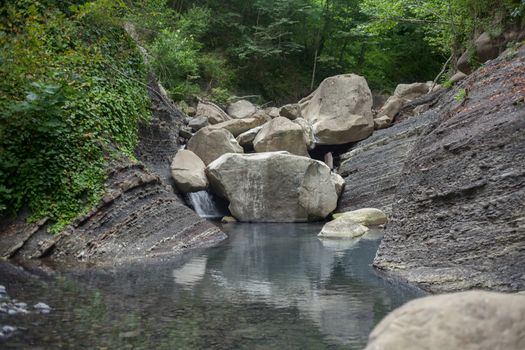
[1,0,523,232]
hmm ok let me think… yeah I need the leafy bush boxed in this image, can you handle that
[0,1,149,232]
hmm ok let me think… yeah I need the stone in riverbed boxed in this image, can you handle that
[253,117,309,156]
[187,128,243,165]
[365,291,525,350]
[318,217,369,238]
[279,103,301,120]
[170,150,208,193]
[330,173,345,197]
[206,152,338,222]
[301,74,374,145]
[333,208,387,226]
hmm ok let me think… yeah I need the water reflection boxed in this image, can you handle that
[2,223,423,349]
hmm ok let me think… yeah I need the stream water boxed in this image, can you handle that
[2,223,424,349]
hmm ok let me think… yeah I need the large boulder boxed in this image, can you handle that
[187,128,243,165]
[365,291,525,350]
[206,152,338,222]
[227,100,257,119]
[333,208,387,226]
[196,101,231,125]
[253,117,309,156]
[318,217,369,239]
[301,74,374,145]
[208,114,267,137]
[170,150,208,193]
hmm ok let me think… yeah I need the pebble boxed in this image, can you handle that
[34,302,51,314]
[0,325,17,339]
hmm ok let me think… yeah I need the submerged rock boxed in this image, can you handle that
[301,74,374,145]
[188,128,244,165]
[365,291,525,350]
[318,217,369,239]
[170,150,208,193]
[253,117,309,156]
[206,152,338,222]
[333,208,387,226]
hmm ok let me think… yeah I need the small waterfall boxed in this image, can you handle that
[187,191,225,219]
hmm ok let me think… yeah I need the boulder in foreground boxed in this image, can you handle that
[206,152,338,222]
[365,291,525,350]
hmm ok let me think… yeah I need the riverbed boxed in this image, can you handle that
[1,223,424,349]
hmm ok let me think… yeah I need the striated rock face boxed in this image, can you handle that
[365,291,525,350]
[301,74,374,145]
[187,127,244,165]
[253,117,309,156]
[206,152,338,222]
[374,48,525,292]
[338,100,439,214]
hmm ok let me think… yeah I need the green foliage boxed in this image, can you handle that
[0,1,149,232]
[454,88,467,102]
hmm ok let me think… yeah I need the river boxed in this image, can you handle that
[2,223,424,349]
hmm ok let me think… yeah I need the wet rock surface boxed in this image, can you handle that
[373,48,525,292]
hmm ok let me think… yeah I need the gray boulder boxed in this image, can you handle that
[188,116,208,132]
[365,291,525,350]
[206,152,338,222]
[253,117,309,156]
[301,74,374,145]
[227,100,257,119]
[330,173,345,197]
[236,126,263,148]
[393,82,432,100]
[170,150,208,192]
[187,128,243,165]
[196,101,231,125]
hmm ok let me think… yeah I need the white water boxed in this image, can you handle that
[187,190,224,218]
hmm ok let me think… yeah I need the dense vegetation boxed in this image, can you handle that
[0,0,523,232]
